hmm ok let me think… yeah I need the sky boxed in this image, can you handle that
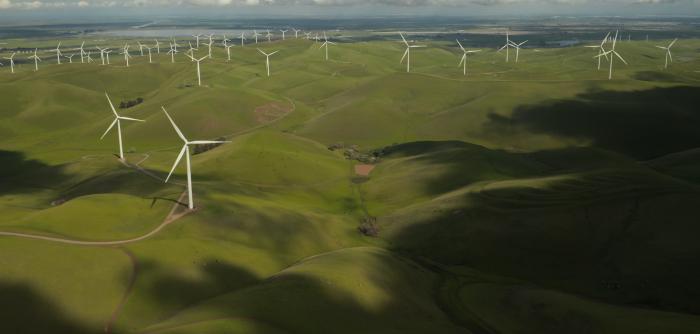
[0,0,698,18]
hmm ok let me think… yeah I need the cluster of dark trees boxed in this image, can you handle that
[358,216,379,237]
[119,97,144,109]
[328,142,382,164]
[192,137,227,155]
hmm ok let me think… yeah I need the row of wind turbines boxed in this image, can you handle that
[0,29,683,82]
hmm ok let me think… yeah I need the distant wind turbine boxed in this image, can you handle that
[167,43,179,63]
[239,32,247,47]
[192,34,202,48]
[187,54,207,86]
[79,41,87,63]
[266,30,273,42]
[280,29,288,40]
[257,48,278,77]
[655,38,677,69]
[456,40,481,76]
[497,31,512,62]
[595,30,627,80]
[584,32,611,70]
[253,30,260,44]
[154,39,161,54]
[162,106,229,210]
[399,32,426,73]
[121,44,132,67]
[52,42,63,64]
[101,92,145,161]
[319,31,336,61]
[28,49,41,71]
[3,52,15,73]
[292,28,301,38]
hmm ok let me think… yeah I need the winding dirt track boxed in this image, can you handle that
[0,191,190,246]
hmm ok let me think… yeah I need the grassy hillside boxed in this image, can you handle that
[1,35,699,334]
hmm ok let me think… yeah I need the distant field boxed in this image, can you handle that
[1,31,700,334]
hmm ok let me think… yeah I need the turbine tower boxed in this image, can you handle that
[101,92,145,161]
[456,40,481,76]
[192,34,202,48]
[162,107,229,210]
[655,38,677,69]
[257,48,278,77]
[399,32,426,73]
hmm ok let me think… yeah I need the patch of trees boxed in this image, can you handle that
[327,142,383,164]
[119,97,144,109]
[358,216,379,237]
[192,137,227,155]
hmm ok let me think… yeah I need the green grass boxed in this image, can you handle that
[1,35,700,333]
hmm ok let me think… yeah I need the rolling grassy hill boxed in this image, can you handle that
[1,35,699,334]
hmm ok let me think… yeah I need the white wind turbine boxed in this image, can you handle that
[239,32,247,47]
[121,44,132,67]
[497,31,512,62]
[595,30,627,80]
[655,38,677,69]
[96,46,106,65]
[202,36,213,59]
[65,54,75,63]
[28,49,41,71]
[192,34,202,48]
[105,49,113,65]
[511,39,528,63]
[137,41,145,56]
[144,45,153,63]
[154,39,161,54]
[171,38,180,52]
[167,43,178,63]
[456,40,481,76]
[399,32,426,73]
[162,107,229,210]
[3,52,15,73]
[584,32,611,70]
[280,29,288,40]
[225,43,234,61]
[292,28,301,38]
[253,30,260,44]
[79,41,87,63]
[187,54,207,86]
[86,51,94,63]
[222,34,231,47]
[319,31,336,61]
[52,42,63,64]
[257,48,278,77]
[304,32,311,40]
[101,92,145,161]
[266,30,273,42]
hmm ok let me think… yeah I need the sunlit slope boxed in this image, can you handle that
[138,247,468,334]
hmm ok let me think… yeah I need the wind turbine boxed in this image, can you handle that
[121,44,132,67]
[65,54,75,63]
[222,34,231,47]
[655,38,677,69]
[266,30,272,42]
[154,39,161,54]
[456,40,481,76]
[595,30,627,80]
[171,38,180,52]
[399,32,426,73]
[3,52,15,73]
[162,106,229,210]
[253,30,260,44]
[292,28,301,38]
[304,32,311,40]
[52,42,63,64]
[187,54,207,86]
[101,92,145,161]
[137,41,145,56]
[202,37,213,59]
[144,45,153,63]
[497,31,512,62]
[79,41,86,63]
[28,49,41,71]
[511,39,528,63]
[167,43,179,63]
[225,43,234,61]
[584,32,610,70]
[319,31,336,61]
[239,32,247,47]
[280,29,288,40]
[192,34,202,48]
[257,48,278,77]
[96,46,106,65]
[105,49,113,65]
[86,51,94,64]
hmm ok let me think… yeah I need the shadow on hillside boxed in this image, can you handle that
[0,281,91,334]
[376,141,700,316]
[0,150,70,195]
[486,86,700,160]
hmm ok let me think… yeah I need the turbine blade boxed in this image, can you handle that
[400,48,409,64]
[189,140,230,145]
[165,146,187,183]
[458,54,466,66]
[399,32,408,46]
[105,92,119,116]
[119,116,145,122]
[162,106,188,142]
[456,39,464,51]
[100,118,118,140]
[614,51,627,65]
